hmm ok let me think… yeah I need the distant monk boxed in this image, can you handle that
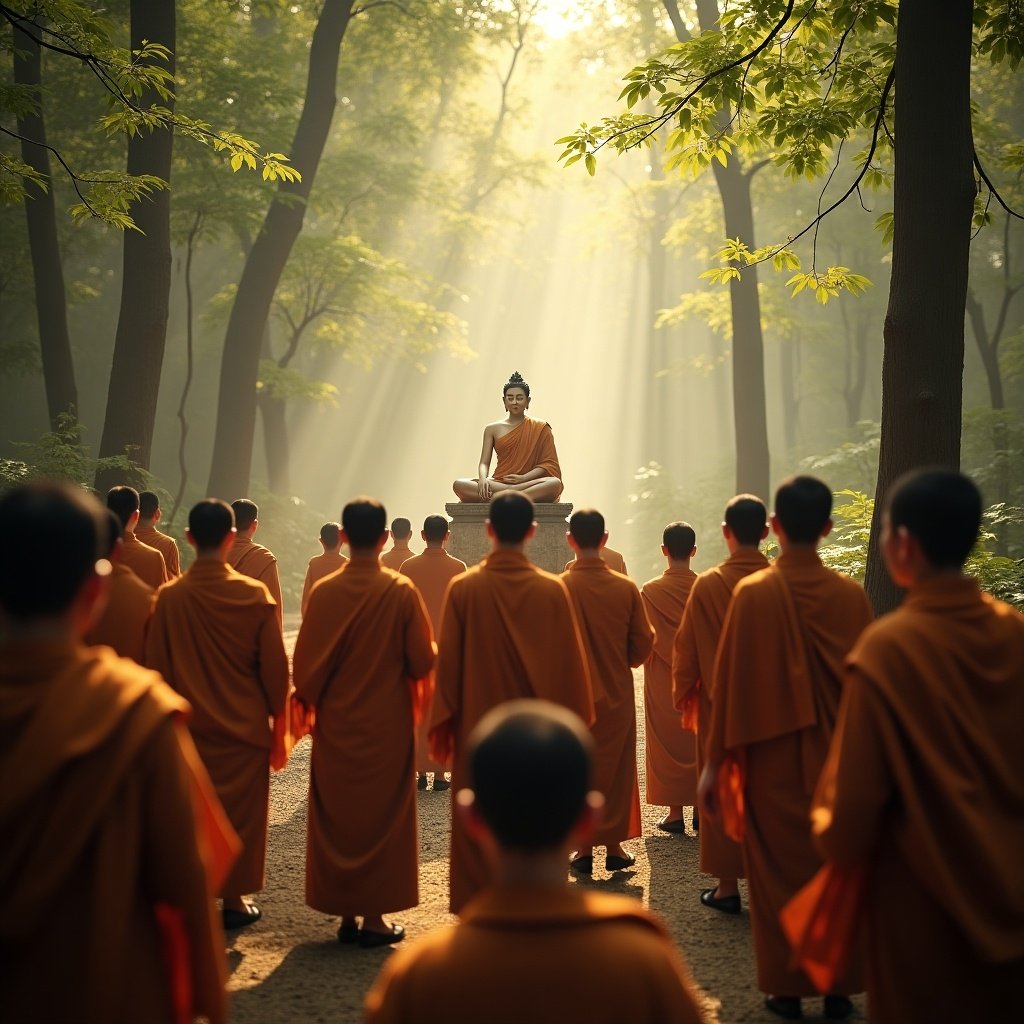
[640,522,699,834]
[672,495,768,914]
[452,370,563,502]
[699,476,873,1021]
[801,470,1024,1022]
[84,509,156,664]
[146,499,289,930]
[399,514,467,792]
[0,483,235,1024]
[293,497,435,947]
[364,701,704,1024]
[564,543,628,575]
[381,517,417,571]
[301,521,347,617]
[136,490,182,576]
[562,509,653,875]
[107,485,169,589]
[430,492,593,913]
[227,498,284,630]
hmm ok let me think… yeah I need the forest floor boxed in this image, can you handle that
[224,632,867,1024]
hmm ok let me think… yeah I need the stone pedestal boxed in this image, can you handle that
[445,501,573,575]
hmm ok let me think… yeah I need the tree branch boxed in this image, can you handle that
[973,149,1024,222]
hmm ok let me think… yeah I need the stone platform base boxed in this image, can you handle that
[445,501,573,575]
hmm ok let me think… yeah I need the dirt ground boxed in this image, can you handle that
[225,636,866,1023]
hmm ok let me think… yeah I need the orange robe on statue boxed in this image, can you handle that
[293,561,435,917]
[706,548,872,997]
[380,542,416,571]
[0,641,237,1024]
[806,577,1024,1019]
[564,546,628,575]
[400,547,468,774]
[85,561,156,664]
[364,886,704,1024]
[145,559,289,898]
[493,417,562,497]
[300,550,347,616]
[121,531,169,589]
[430,550,594,913]
[563,560,653,845]
[672,548,768,878]
[227,534,284,630]
[136,524,182,576]
[640,566,698,807]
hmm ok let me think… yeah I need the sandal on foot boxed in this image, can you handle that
[416,773,428,791]
[765,996,802,1020]
[656,816,686,834]
[700,888,741,915]
[337,922,360,944]
[432,776,451,792]
[569,852,593,875]
[823,995,853,1020]
[222,903,262,930]
[605,853,636,871]
[359,924,405,949]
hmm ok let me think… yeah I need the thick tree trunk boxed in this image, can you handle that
[95,0,175,490]
[258,321,291,494]
[13,20,78,428]
[863,0,975,613]
[206,0,354,498]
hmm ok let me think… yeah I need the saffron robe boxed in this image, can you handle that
[85,561,156,664]
[136,524,181,577]
[706,548,872,996]
[145,559,289,897]
[430,549,594,913]
[400,547,468,773]
[0,641,237,1024]
[811,577,1024,1020]
[640,566,699,807]
[380,542,416,571]
[564,546,628,575]
[300,550,347,616]
[493,417,562,496]
[364,885,704,1024]
[293,561,435,916]
[120,531,169,589]
[672,547,768,877]
[563,560,653,845]
[227,534,284,630]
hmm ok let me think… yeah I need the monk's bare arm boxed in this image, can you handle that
[258,608,290,716]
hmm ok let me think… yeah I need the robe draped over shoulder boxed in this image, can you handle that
[301,550,347,617]
[227,535,284,629]
[380,544,416,571]
[493,417,562,492]
[136,525,181,577]
[85,561,156,664]
[121,531,169,589]
[564,547,628,575]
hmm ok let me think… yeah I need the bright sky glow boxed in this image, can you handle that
[532,0,598,39]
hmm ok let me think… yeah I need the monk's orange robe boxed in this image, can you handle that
[430,550,594,913]
[121,530,169,589]
[564,546,628,575]
[85,560,156,663]
[145,559,288,898]
[293,561,435,916]
[640,566,699,807]
[563,560,653,845]
[672,548,768,877]
[0,640,237,1024]
[493,417,562,496]
[380,542,416,571]
[227,534,284,630]
[364,885,704,1024]
[136,524,182,576]
[300,550,347,616]
[706,548,872,997]
[400,547,468,773]
[805,577,1024,1019]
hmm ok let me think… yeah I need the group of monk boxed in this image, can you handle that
[2,461,1022,1024]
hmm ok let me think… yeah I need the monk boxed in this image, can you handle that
[301,521,347,616]
[106,485,169,589]
[293,497,435,947]
[452,370,563,502]
[399,514,467,792]
[146,499,289,930]
[364,701,704,1024]
[564,542,628,575]
[640,522,699,834]
[0,482,236,1024]
[430,491,594,913]
[698,476,873,1021]
[136,489,182,576]
[562,509,653,874]
[804,470,1024,1022]
[672,495,769,913]
[227,498,284,630]
[380,517,417,570]
[84,509,156,663]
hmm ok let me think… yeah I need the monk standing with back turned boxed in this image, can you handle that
[136,490,182,576]
[107,485,169,589]
[301,521,347,617]
[227,498,284,630]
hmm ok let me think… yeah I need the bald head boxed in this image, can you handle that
[188,499,235,551]
[488,492,534,545]
[568,508,605,550]
[106,485,140,530]
[342,497,387,551]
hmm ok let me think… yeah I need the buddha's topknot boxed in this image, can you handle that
[503,370,530,399]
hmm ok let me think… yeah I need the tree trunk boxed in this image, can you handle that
[863,0,975,613]
[779,338,799,451]
[258,321,291,494]
[95,0,175,490]
[206,0,354,498]
[13,20,78,428]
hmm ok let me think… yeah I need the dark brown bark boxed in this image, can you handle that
[258,321,291,495]
[206,0,354,498]
[13,19,78,428]
[863,0,976,613]
[95,0,175,490]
